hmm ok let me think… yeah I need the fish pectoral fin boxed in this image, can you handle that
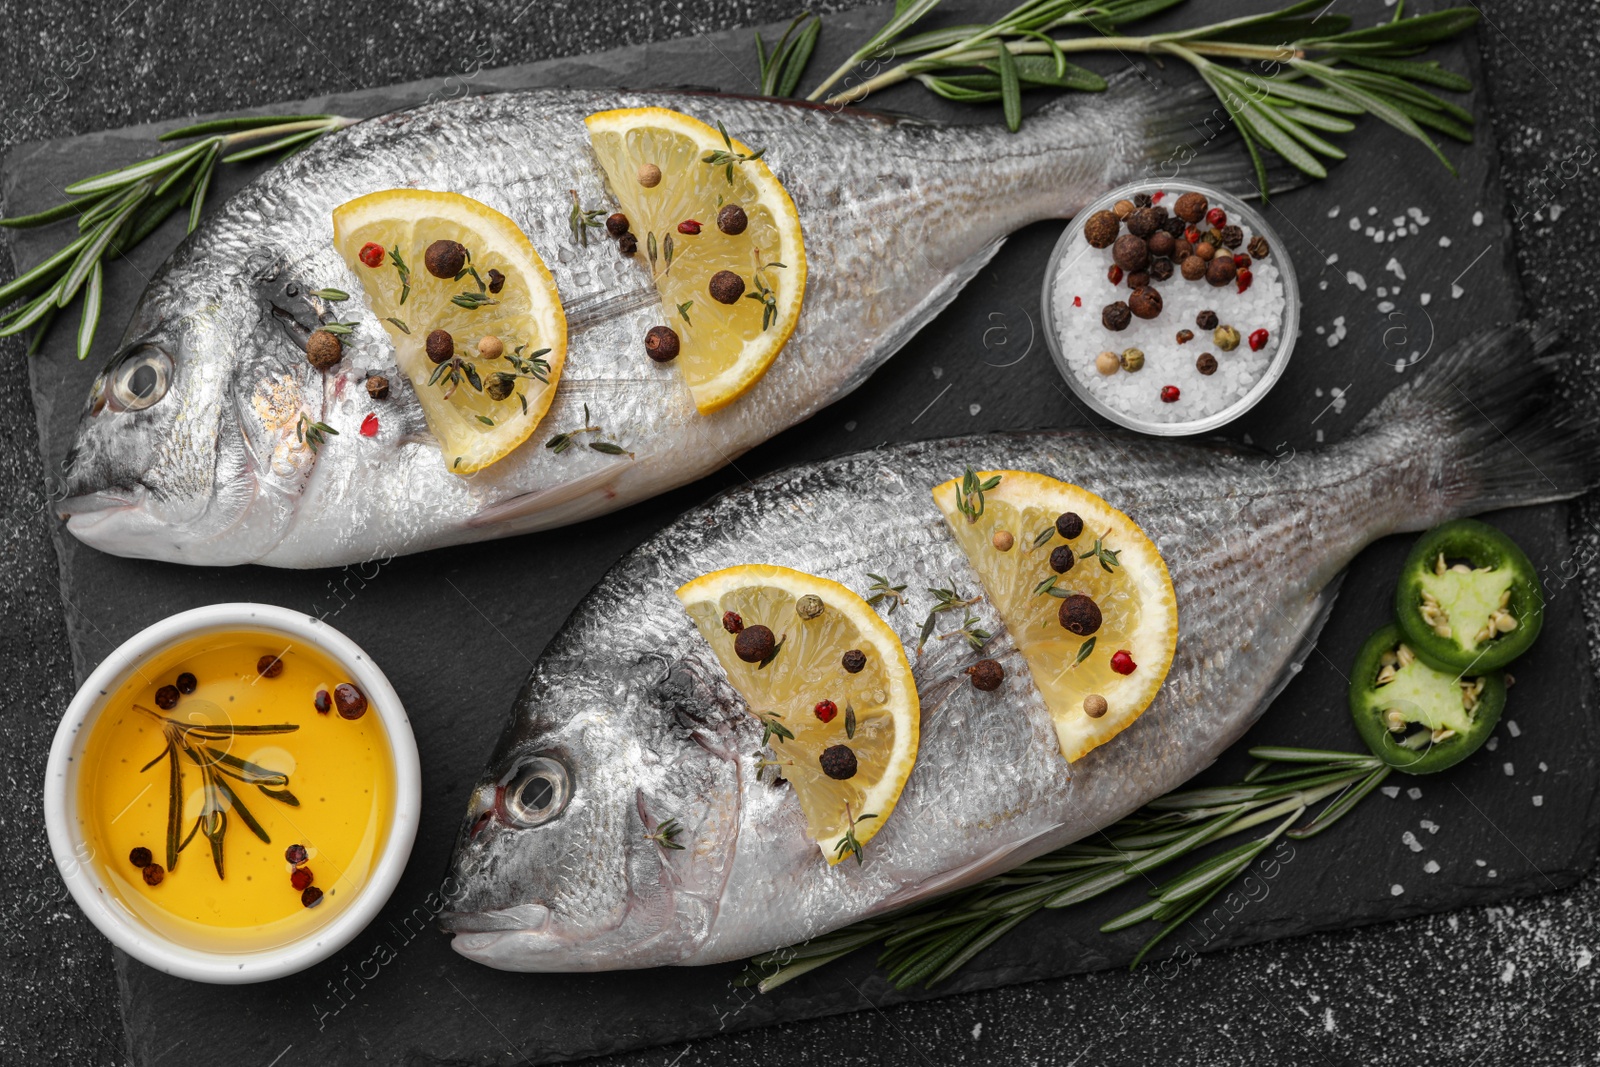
[467,461,636,529]
[877,827,1058,913]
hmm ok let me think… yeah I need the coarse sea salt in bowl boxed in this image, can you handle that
[1042,179,1299,436]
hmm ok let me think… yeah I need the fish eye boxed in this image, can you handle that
[107,346,172,412]
[498,756,570,828]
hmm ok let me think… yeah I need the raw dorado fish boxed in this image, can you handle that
[440,326,1595,970]
[58,80,1258,568]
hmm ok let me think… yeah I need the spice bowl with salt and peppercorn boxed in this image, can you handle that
[1042,180,1299,436]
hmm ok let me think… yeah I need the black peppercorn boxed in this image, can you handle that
[618,234,638,256]
[645,325,680,362]
[709,270,745,304]
[1180,255,1206,281]
[1049,545,1076,574]
[734,624,776,663]
[1196,352,1218,375]
[1058,594,1103,636]
[314,688,332,714]
[257,654,283,678]
[1220,224,1244,250]
[819,744,858,781]
[487,268,505,294]
[1162,215,1186,238]
[175,672,197,694]
[1112,234,1149,272]
[366,375,390,401]
[1102,302,1132,332]
[1147,230,1175,259]
[154,684,179,710]
[426,328,454,364]
[1126,207,1161,239]
[1196,309,1219,330]
[129,846,152,868]
[306,330,342,370]
[841,649,867,673]
[1082,209,1120,248]
[1132,192,1153,209]
[1127,271,1150,291]
[1174,191,1209,224]
[1056,511,1084,539]
[142,864,165,887]
[965,659,1004,692]
[424,239,468,279]
[1150,258,1174,282]
[302,886,324,908]
[1129,286,1163,320]
[334,682,368,719]
[605,213,630,238]
[1247,234,1270,259]
[717,204,749,236]
[722,611,744,634]
[1205,255,1237,287]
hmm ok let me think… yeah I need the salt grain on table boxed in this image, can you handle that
[1424,860,1441,874]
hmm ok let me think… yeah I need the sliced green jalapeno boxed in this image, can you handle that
[1394,519,1542,673]
[1349,624,1505,774]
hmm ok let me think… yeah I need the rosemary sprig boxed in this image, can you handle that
[739,746,1388,992]
[865,572,908,614]
[1,114,354,358]
[757,12,823,97]
[646,817,686,851]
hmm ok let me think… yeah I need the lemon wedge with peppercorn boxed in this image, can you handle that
[677,565,916,865]
[933,472,1178,763]
[585,108,806,415]
[332,189,567,474]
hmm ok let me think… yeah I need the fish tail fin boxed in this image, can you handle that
[1355,323,1600,521]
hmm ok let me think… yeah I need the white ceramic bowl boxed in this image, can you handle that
[1041,178,1301,436]
[44,603,421,984]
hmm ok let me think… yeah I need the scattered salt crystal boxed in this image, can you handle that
[1323,1008,1335,1033]
[1578,948,1593,970]
[1408,224,1419,235]
[1549,204,1564,221]
[1372,231,1384,244]
[1349,217,1362,231]
[1325,253,1339,265]
[1377,286,1388,297]
[1476,859,1487,867]
[1407,207,1428,223]
[1402,831,1424,853]
[972,1023,982,1040]
[932,366,944,379]
[1364,226,1376,237]
[968,403,981,416]
[1378,301,1395,313]
[1424,860,1441,873]
[1328,205,1341,218]
[1394,359,1408,372]
[1489,869,1498,878]
[1540,762,1549,772]
[1315,429,1324,443]
[1346,271,1367,291]
[1420,293,1432,306]
[1382,786,1401,799]
[1421,819,1440,835]
[1472,210,1483,226]
[1390,884,1404,896]
[1407,787,1422,800]
[1507,720,1520,737]
[1533,796,1544,807]
[1500,961,1515,983]
[1487,737,1499,751]
[1451,283,1465,299]
[1385,257,1406,280]
[1392,216,1406,228]
[1368,206,1378,215]
[1439,236,1452,247]
[1319,280,1328,290]
[845,420,857,432]
[1316,325,1326,335]
[1504,762,1515,776]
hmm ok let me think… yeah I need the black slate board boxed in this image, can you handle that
[7,3,1598,1064]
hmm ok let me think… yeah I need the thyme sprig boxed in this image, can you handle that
[759,710,796,747]
[568,190,606,246]
[0,114,354,358]
[388,245,412,305]
[937,609,991,651]
[917,580,981,652]
[702,120,769,184]
[544,403,633,457]
[832,806,878,866]
[645,817,686,851]
[1079,533,1122,573]
[739,746,1389,992]
[865,572,908,614]
[427,355,482,399]
[745,258,787,331]
[296,414,339,453]
[760,0,1477,194]
[955,468,1001,523]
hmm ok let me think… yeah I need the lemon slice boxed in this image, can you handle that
[677,565,917,864]
[585,108,806,414]
[934,472,1178,762]
[333,189,567,474]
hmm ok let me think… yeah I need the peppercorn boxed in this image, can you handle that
[1119,347,1145,372]
[314,688,332,714]
[257,655,284,678]
[1248,328,1270,352]
[154,684,179,710]
[1147,230,1175,259]
[715,204,749,236]
[734,624,776,663]
[992,529,1015,552]
[1160,384,1180,403]
[1205,207,1227,228]
[1129,287,1163,320]
[1174,238,1194,260]
[1106,264,1124,286]
[637,163,662,188]
[796,594,824,620]
[645,325,680,363]
[1110,650,1137,675]
[722,611,744,634]
[1056,511,1084,539]
[1214,324,1242,351]
[487,268,506,294]
[1180,255,1206,281]
[1196,309,1219,330]
[1083,694,1109,718]
[709,270,745,304]
[1082,209,1120,248]
[1196,352,1218,375]
[677,219,702,235]
[356,374,388,403]
[426,329,454,364]
[291,867,315,891]
[1247,234,1270,259]
[1205,227,1224,246]
[811,698,839,725]
[1149,204,1170,225]
[486,376,514,402]
[359,242,385,268]
[1220,224,1244,250]
[1175,329,1194,345]
[175,672,197,695]
[1127,271,1150,291]
[1205,255,1236,287]
[605,213,630,239]
[1102,302,1132,332]
[285,842,308,866]
[142,864,165,887]
[1150,258,1174,283]
[129,846,152,868]
[425,239,468,280]
[618,234,638,256]
[1195,241,1216,262]
[1132,192,1153,208]
[477,335,504,360]
[306,330,343,370]
[1162,215,1185,238]
[842,649,866,673]
[302,886,324,908]
[1232,253,1251,270]
[965,659,1004,692]
[1112,234,1149,272]
[1126,208,1161,239]
[1058,594,1102,635]
[819,744,858,780]
[1095,350,1120,376]
[333,682,367,719]
[1173,191,1209,224]
[1235,268,1254,294]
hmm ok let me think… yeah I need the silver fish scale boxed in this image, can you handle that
[447,427,1441,969]
[66,87,1156,566]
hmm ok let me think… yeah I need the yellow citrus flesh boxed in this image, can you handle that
[585,108,805,414]
[933,472,1178,763]
[332,189,567,474]
[677,566,916,864]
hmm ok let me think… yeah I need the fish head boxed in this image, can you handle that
[441,645,745,971]
[56,247,335,565]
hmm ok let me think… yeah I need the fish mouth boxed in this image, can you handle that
[438,902,552,935]
[56,487,143,522]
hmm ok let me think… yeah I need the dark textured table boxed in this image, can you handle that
[3,2,1599,1064]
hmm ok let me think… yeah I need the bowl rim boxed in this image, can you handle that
[1040,177,1301,436]
[43,602,421,985]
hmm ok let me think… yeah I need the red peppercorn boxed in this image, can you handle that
[1110,650,1137,675]
[302,886,324,908]
[677,220,702,235]
[814,700,838,724]
[722,611,744,634]
[1160,385,1180,403]
[1206,207,1227,228]
[291,867,314,891]
[1185,227,1201,244]
[1151,190,1166,203]
[1072,295,1082,307]
[1236,269,1254,294]
[285,843,308,866]
[314,689,331,714]
[359,412,379,437]
[1233,254,1251,270]
[1107,264,1123,285]
[358,242,384,268]
[1248,328,1269,351]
